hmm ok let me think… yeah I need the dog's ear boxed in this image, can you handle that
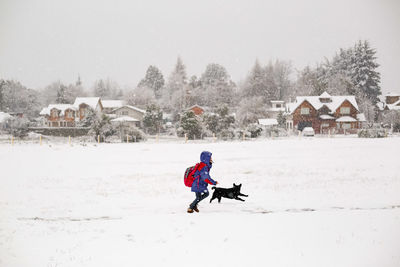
[233,183,236,187]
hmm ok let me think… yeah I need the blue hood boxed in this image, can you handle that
[200,151,212,166]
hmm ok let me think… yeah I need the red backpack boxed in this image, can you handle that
[184,163,203,187]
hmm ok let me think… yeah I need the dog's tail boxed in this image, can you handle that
[211,186,216,190]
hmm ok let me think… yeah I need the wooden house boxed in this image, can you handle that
[287,92,364,134]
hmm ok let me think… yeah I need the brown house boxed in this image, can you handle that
[39,104,77,127]
[288,92,365,134]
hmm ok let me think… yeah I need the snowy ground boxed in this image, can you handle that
[1,137,400,267]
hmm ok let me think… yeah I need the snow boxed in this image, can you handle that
[113,105,146,114]
[1,138,400,267]
[110,116,139,122]
[288,93,360,114]
[0,111,11,122]
[73,97,101,110]
[258,118,278,126]
[102,100,124,109]
[357,113,366,122]
[320,114,335,120]
[336,116,358,122]
[39,104,76,116]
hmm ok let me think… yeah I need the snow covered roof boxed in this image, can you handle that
[319,91,331,98]
[0,112,11,123]
[336,116,357,122]
[39,104,76,116]
[385,92,400,97]
[320,114,335,120]
[113,105,146,114]
[385,99,400,110]
[110,116,139,122]
[258,118,278,126]
[102,100,124,109]
[357,113,366,122]
[288,92,359,114]
[73,97,101,109]
[270,100,284,103]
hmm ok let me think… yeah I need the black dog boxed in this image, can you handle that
[210,183,248,203]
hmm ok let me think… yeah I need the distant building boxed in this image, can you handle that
[188,105,205,116]
[268,100,285,119]
[102,100,124,114]
[112,105,146,127]
[286,92,365,134]
[377,92,400,111]
[39,97,103,127]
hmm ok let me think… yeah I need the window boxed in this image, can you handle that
[122,111,128,115]
[321,123,330,128]
[300,108,310,115]
[340,107,350,114]
[276,104,281,108]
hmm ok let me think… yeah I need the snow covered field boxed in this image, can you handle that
[1,137,400,267]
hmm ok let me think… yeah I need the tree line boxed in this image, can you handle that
[0,40,383,128]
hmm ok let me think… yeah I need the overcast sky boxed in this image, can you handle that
[0,0,399,93]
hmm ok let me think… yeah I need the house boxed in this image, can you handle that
[102,100,124,114]
[112,105,146,127]
[286,92,365,134]
[39,104,77,127]
[378,92,400,111]
[40,97,104,127]
[188,105,204,116]
[268,100,286,119]
[73,97,103,121]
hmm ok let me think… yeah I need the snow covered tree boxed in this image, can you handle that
[242,60,265,98]
[204,105,235,135]
[5,117,30,138]
[56,83,69,104]
[0,79,5,111]
[89,114,117,142]
[177,110,203,139]
[162,57,188,112]
[92,79,120,99]
[200,63,234,107]
[143,104,163,134]
[138,65,165,99]
[125,85,156,109]
[277,111,286,128]
[78,107,97,127]
[2,80,41,118]
[236,96,268,127]
[349,40,381,103]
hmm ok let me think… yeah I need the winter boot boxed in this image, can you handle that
[187,208,194,213]
[193,205,199,212]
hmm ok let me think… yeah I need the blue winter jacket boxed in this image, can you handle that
[191,151,217,192]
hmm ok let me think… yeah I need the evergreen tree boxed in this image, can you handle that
[178,110,203,139]
[200,63,234,107]
[242,60,265,98]
[143,104,163,134]
[138,65,165,99]
[350,40,381,103]
[93,79,110,98]
[0,79,5,111]
[163,57,188,111]
[56,83,69,104]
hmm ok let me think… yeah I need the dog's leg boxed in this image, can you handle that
[218,197,221,203]
[238,193,248,197]
[235,197,245,201]
[210,195,216,203]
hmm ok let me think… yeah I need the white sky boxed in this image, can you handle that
[0,0,399,93]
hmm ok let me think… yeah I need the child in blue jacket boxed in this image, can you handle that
[187,151,218,213]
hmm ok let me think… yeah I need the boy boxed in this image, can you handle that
[187,151,218,213]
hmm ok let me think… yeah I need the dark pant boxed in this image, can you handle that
[190,191,209,209]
